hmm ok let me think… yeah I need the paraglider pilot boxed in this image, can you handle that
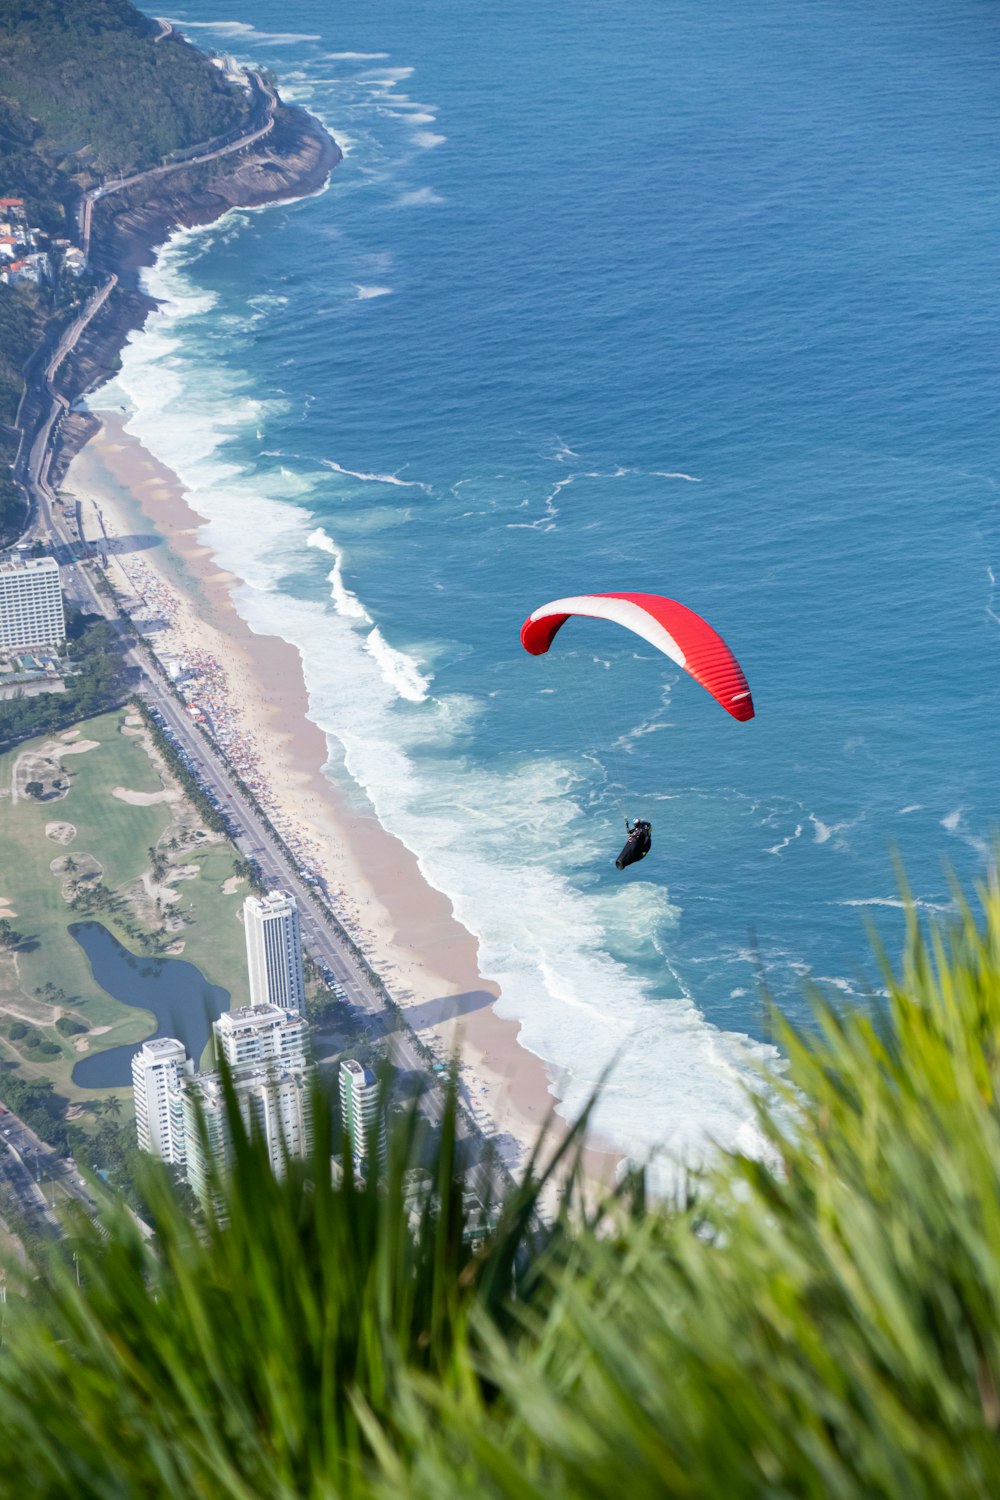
[616,818,652,870]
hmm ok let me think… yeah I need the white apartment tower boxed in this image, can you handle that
[339,1059,385,1175]
[213,1004,309,1071]
[182,1066,314,1206]
[131,1037,191,1164]
[0,556,66,650]
[243,890,305,1015]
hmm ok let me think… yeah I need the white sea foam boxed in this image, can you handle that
[323,51,389,60]
[809,813,860,848]
[898,804,922,815]
[172,18,321,44]
[837,897,953,912]
[365,627,431,702]
[652,470,704,482]
[355,284,393,299]
[360,66,415,82]
[306,527,371,621]
[396,187,444,206]
[83,210,777,1189]
[941,808,963,833]
[322,458,430,492]
[766,824,802,855]
[814,976,858,995]
[413,130,447,149]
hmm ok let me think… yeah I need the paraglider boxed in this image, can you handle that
[616,817,652,870]
[519,591,753,869]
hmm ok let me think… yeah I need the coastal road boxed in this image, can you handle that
[136,679,505,1203]
[10,79,506,1208]
[79,68,276,259]
[137,684,483,1154]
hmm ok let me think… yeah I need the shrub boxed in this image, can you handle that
[23,1030,41,1049]
[39,1040,60,1056]
[4,879,1000,1497]
[8,1021,27,1040]
[55,1016,87,1037]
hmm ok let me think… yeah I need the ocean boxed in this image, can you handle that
[94,0,1000,1168]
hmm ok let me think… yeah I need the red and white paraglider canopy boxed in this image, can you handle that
[520,591,754,721]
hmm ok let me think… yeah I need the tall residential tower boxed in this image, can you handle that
[131,1037,191,1165]
[242,890,305,1016]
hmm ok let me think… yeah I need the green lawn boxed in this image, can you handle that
[0,709,250,1107]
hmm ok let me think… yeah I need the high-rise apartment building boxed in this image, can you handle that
[180,1072,231,1208]
[213,1004,309,1071]
[339,1059,385,1175]
[182,1065,314,1205]
[131,1037,191,1164]
[0,555,65,650]
[243,890,305,1015]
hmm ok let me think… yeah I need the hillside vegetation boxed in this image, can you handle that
[0,0,248,178]
[0,285,42,537]
[2,876,1000,1495]
[0,0,253,545]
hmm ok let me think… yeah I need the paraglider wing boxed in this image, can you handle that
[519,592,754,721]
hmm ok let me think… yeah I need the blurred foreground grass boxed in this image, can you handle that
[4,877,1000,1497]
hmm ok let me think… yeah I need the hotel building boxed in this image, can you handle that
[0,555,65,650]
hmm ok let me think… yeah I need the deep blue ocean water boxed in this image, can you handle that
[95,0,1000,1165]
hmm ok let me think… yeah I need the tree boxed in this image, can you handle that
[24,780,44,799]
[102,1095,122,1120]
[0,919,24,950]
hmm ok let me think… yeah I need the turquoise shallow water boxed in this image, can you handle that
[98,0,1000,1166]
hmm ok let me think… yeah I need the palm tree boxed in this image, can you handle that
[102,1095,122,1120]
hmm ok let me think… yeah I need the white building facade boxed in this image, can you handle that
[339,1059,385,1175]
[182,1064,315,1206]
[213,1004,309,1071]
[131,1036,191,1164]
[243,890,306,1015]
[0,556,66,650]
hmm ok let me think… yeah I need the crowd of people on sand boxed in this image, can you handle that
[106,545,374,948]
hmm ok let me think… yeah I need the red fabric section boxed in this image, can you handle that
[519,593,754,721]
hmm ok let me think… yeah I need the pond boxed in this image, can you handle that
[69,922,231,1089]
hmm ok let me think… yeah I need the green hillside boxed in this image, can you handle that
[0,0,249,178]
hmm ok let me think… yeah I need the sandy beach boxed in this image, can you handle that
[65,411,621,1188]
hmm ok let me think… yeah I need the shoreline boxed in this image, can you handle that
[29,45,625,1189]
[50,99,344,491]
[67,411,623,1187]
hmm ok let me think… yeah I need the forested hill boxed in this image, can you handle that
[0,0,250,182]
[0,0,255,547]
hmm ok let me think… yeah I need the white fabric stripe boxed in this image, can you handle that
[529,595,687,668]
